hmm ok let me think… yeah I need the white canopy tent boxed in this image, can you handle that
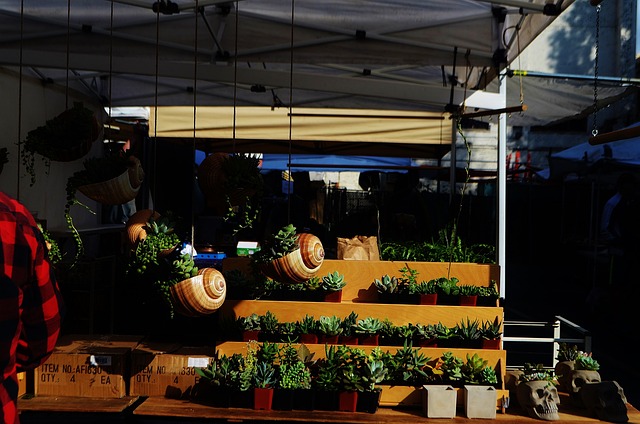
[0,0,582,299]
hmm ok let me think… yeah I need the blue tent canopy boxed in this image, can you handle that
[260,154,412,173]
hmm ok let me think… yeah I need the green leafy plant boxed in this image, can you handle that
[296,314,317,335]
[253,361,277,389]
[477,280,499,298]
[454,318,482,343]
[321,271,346,292]
[458,284,480,296]
[152,252,198,318]
[575,353,600,371]
[373,274,399,294]
[252,224,299,264]
[38,223,62,266]
[220,153,264,235]
[385,341,431,386]
[480,317,502,340]
[313,345,341,391]
[434,276,460,296]
[556,343,580,362]
[379,224,496,264]
[353,317,383,336]
[238,313,262,332]
[519,363,555,382]
[277,343,312,390]
[461,353,498,385]
[340,311,359,338]
[317,315,343,337]
[260,311,279,339]
[22,102,97,186]
[408,279,437,295]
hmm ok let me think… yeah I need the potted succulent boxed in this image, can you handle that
[477,280,500,306]
[22,102,100,186]
[432,322,456,348]
[434,276,460,305]
[252,361,277,410]
[384,341,431,387]
[373,274,399,303]
[274,343,313,411]
[339,311,359,345]
[311,344,341,410]
[295,314,318,344]
[414,323,439,347]
[252,224,324,285]
[453,318,482,348]
[320,271,346,302]
[317,315,343,344]
[393,324,417,347]
[408,279,438,305]
[480,317,502,349]
[238,314,261,341]
[194,353,236,407]
[357,348,388,413]
[259,311,280,342]
[458,284,481,306]
[353,317,383,346]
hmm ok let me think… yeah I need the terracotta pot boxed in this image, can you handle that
[358,334,379,346]
[481,338,501,350]
[323,290,342,303]
[299,333,318,344]
[242,330,261,342]
[170,268,227,317]
[253,387,274,411]
[459,295,478,306]
[260,233,324,284]
[418,293,438,305]
[338,390,358,412]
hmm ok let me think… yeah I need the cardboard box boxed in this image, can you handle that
[129,341,216,398]
[34,334,142,398]
[236,241,259,257]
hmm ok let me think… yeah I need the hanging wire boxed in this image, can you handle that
[232,1,239,153]
[108,1,114,130]
[151,0,161,212]
[16,0,24,200]
[65,0,70,110]
[287,0,295,224]
[190,0,200,254]
[592,4,601,136]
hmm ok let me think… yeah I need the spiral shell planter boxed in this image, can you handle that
[77,156,145,205]
[170,268,227,317]
[260,233,325,284]
[125,209,160,247]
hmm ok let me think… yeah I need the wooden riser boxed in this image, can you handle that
[219,300,503,329]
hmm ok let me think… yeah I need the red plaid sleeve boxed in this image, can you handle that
[0,192,62,424]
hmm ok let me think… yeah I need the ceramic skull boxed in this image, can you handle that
[580,381,628,423]
[516,380,560,421]
[569,370,601,394]
[554,361,575,392]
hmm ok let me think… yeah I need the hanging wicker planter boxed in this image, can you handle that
[170,267,227,317]
[259,233,325,284]
[77,155,144,205]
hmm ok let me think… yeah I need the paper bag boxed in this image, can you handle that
[337,236,380,261]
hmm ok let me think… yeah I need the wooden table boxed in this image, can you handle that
[18,394,640,424]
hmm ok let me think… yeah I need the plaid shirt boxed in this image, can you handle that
[0,192,62,424]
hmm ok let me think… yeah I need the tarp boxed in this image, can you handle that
[0,0,575,119]
[150,106,452,159]
[545,122,640,180]
[260,154,412,172]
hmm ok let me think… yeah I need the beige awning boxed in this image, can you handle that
[149,106,452,159]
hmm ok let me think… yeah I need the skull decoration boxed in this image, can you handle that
[580,381,628,423]
[554,361,575,392]
[516,380,560,421]
[569,370,602,394]
[568,370,601,407]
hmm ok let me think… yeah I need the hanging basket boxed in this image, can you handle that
[28,102,102,162]
[77,156,144,205]
[125,209,161,248]
[170,267,227,317]
[259,233,325,284]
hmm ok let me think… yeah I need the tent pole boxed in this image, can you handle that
[497,71,508,300]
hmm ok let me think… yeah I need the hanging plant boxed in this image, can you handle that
[21,102,100,186]
[198,153,264,235]
[64,151,143,267]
